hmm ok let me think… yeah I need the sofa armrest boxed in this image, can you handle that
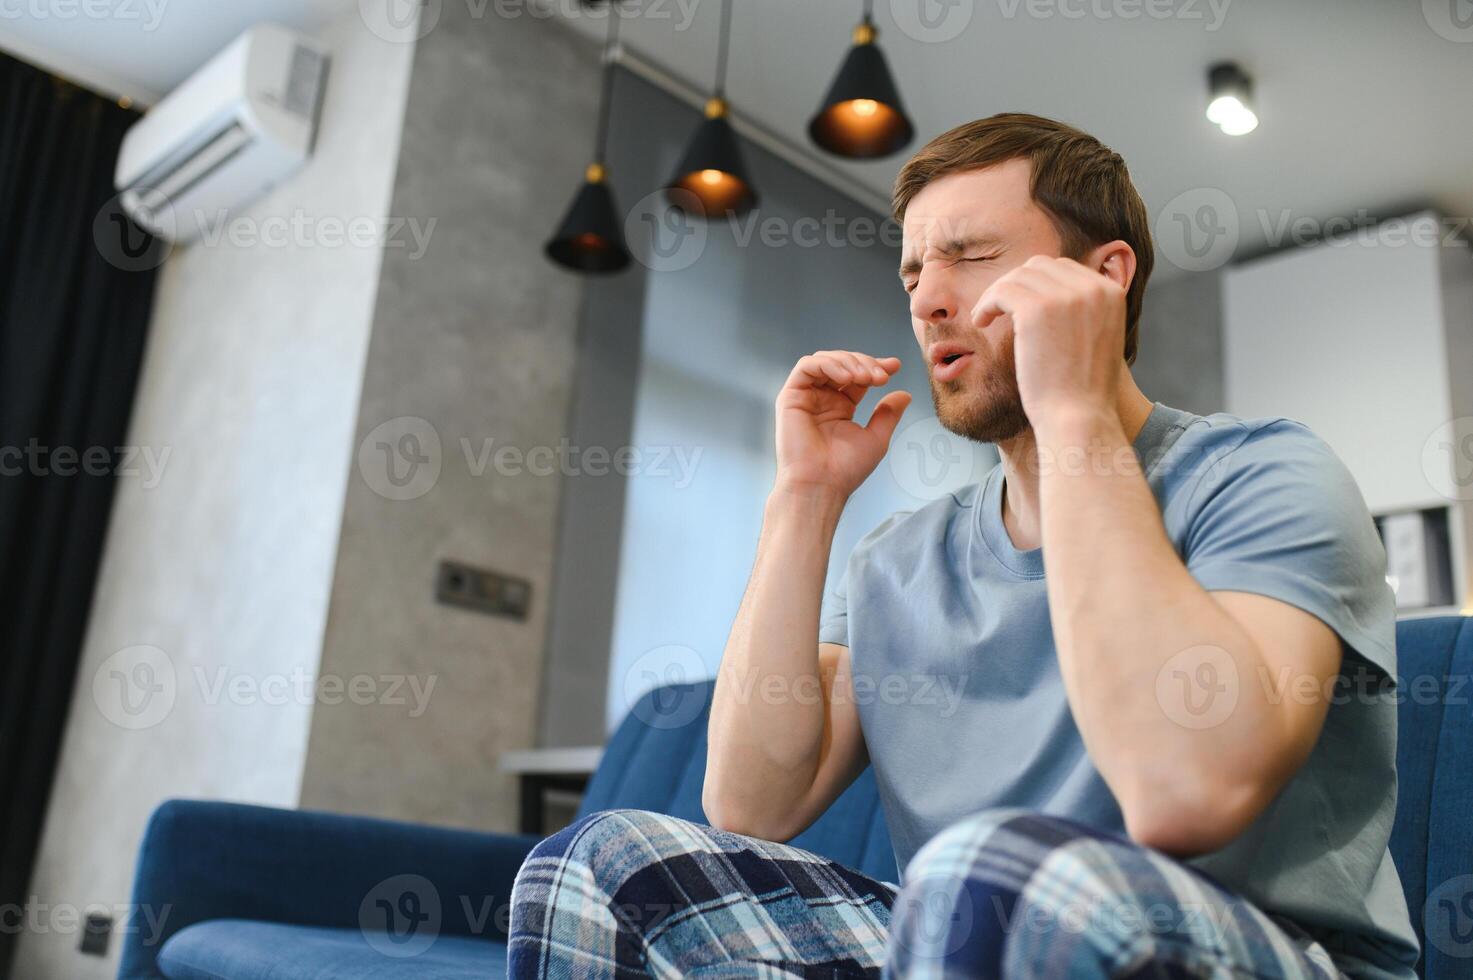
[119,799,540,979]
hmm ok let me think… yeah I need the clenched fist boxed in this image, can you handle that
[774,350,912,500]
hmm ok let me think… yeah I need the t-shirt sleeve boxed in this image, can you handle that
[818,510,913,649]
[1181,421,1397,676]
[818,570,851,647]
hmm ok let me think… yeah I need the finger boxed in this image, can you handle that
[789,354,857,391]
[971,279,1040,329]
[850,351,893,385]
[864,390,912,444]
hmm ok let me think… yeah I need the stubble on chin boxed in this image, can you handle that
[929,335,1030,444]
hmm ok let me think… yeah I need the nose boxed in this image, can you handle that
[908,264,959,325]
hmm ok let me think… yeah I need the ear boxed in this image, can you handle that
[1084,240,1137,293]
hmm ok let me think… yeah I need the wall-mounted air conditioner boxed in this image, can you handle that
[114,24,330,243]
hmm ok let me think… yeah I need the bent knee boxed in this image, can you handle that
[528,809,697,876]
[903,808,1130,885]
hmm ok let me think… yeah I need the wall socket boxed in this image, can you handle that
[79,913,111,956]
[435,560,531,621]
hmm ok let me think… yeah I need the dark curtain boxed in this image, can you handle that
[0,53,161,977]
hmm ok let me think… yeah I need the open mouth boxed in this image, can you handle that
[929,344,974,382]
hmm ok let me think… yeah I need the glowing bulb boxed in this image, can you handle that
[850,98,878,117]
[1206,94,1241,125]
[700,169,724,185]
[1218,105,1258,135]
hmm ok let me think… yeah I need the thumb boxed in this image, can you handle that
[864,390,912,446]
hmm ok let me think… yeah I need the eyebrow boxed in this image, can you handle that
[898,235,1005,280]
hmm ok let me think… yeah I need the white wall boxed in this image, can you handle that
[15,7,416,977]
[1223,210,1473,610]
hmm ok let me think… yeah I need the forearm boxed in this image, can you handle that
[1035,410,1283,850]
[705,484,845,826]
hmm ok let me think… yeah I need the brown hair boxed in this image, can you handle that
[892,113,1153,364]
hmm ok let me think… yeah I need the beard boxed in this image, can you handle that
[929,327,1030,443]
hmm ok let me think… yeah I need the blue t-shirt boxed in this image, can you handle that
[820,402,1420,980]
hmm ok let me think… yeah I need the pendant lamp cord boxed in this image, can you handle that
[713,0,732,99]
[593,1,621,165]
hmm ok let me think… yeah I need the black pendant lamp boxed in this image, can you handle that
[808,0,914,159]
[666,0,757,218]
[546,3,631,273]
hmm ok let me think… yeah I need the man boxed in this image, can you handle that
[509,114,1420,979]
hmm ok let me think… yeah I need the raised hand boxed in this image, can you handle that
[774,350,912,499]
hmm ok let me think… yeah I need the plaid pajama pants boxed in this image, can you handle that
[508,807,1345,979]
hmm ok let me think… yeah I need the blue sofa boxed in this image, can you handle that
[121,616,1473,979]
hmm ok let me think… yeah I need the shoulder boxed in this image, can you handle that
[1160,412,1358,509]
[847,481,982,564]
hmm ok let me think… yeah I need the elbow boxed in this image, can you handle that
[702,780,800,843]
[1119,773,1270,858]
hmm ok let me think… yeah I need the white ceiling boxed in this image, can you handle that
[4,0,1471,270]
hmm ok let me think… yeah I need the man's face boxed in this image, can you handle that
[899,158,1066,443]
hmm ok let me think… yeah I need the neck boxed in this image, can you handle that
[995,369,1154,552]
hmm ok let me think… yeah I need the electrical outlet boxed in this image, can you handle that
[80,913,111,956]
[436,560,531,621]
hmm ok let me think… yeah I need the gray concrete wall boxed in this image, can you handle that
[15,7,417,978]
[1132,271,1226,416]
[296,2,601,833]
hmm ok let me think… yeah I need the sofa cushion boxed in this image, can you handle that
[578,680,899,883]
[157,920,507,980]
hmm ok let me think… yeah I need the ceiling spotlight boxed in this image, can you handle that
[1206,62,1258,136]
[808,2,914,159]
